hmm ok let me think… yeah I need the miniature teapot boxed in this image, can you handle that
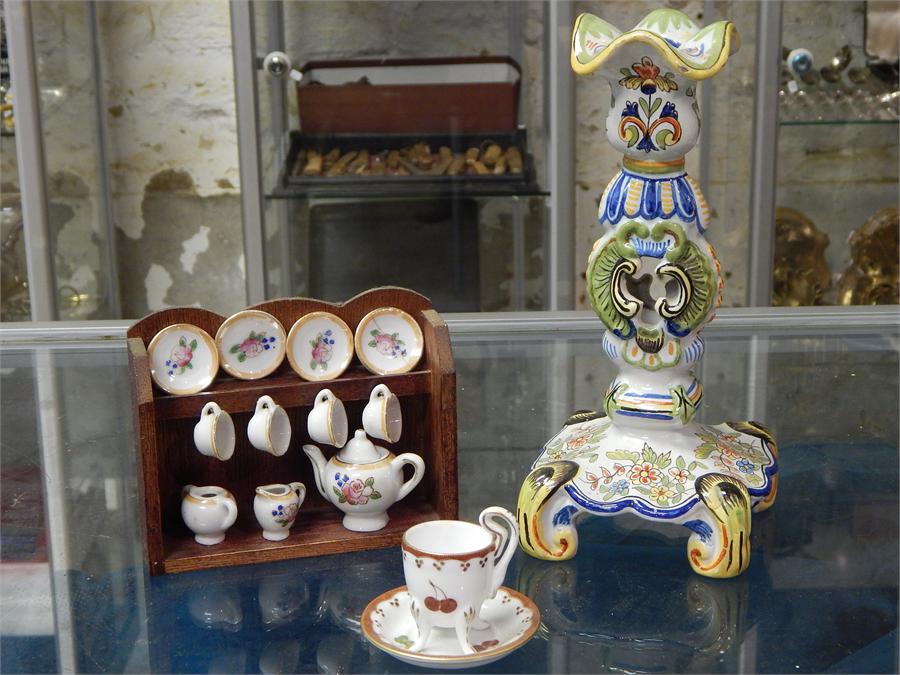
[303,429,425,532]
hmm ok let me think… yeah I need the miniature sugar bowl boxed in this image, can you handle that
[181,485,238,545]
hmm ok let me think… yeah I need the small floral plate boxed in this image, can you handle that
[215,310,286,380]
[147,323,218,395]
[286,312,354,381]
[361,586,540,669]
[354,308,424,376]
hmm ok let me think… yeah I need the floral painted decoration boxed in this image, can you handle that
[334,473,382,505]
[271,502,299,527]
[578,442,708,506]
[309,329,335,370]
[166,336,196,376]
[618,56,682,153]
[619,56,678,94]
[229,331,275,362]
[694,430,768,487]
[369,329,408,359]
[543,419,611,463]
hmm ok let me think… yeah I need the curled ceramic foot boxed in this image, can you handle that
[686,473,751,578]
[728,420,779,513]
[517,461,580,561]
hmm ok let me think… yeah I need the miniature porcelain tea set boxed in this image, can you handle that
[180,381,423,542]
[146,306,424,395]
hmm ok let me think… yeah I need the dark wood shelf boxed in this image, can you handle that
[153,366,431,420]
[127,287,458,575]
[162,500,438,574]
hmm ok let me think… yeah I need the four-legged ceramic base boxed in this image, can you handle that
[517,414,778,578]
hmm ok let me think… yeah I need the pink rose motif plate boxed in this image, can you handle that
[286,311,354,382]
[355,308,424,376]
[215,310,286,380]
[147,323,219,395]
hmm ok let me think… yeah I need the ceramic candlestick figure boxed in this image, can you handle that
[517,9,778,578]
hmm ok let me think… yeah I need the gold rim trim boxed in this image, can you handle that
[184,488,234,505]
[210,413,223,460]
[570,19,738,80]
[264,404,289,456]
[148,323,219,395]
[361,585,541,663]
[214,309,286,380]
[354,307,424,376]
[286,311,354,382]
[331,452,394,470]
[623,156,686,174]
[255,484,294,500]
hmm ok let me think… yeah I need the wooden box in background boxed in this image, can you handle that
[297,56,521,134]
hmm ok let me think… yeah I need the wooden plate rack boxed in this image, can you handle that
[127,287,458,575]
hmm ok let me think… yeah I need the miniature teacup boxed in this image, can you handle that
[401,506,518,654]
[181,485,238,545]
[193,401,235,461]
[362,384,402,443]
[254,482,307,541]
[307,389,348,448]
[248,395,291,456]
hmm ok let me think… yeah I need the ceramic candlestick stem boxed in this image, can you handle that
[517,8,778,578]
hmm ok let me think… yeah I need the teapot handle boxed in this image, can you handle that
[393,453,425,502]
[478,506,518,597]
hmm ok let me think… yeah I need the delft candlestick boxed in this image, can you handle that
[517,9,778,578]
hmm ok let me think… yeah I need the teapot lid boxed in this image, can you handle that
[336,429,389,464]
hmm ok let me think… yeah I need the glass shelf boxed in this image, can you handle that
[267,184,550,201]
[780,118,898,126]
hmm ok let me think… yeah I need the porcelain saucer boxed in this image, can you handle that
[215,310,286,380]
[361,586,540,669]
[286,312,354,381]
[354,308,424,375]
[148,323,218,395]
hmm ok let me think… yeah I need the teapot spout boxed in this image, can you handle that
[302,444,329,500]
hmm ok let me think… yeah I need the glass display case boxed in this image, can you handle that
[0,309,897,672]
[249,1,553,312]
[1,0,897,321]
[772,0,899,307]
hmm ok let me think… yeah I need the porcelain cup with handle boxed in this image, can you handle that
[362,384,402,443]
[248,395,291,456]
[193,401,235,461]
[400,506,518,654]
[307,388,348,448]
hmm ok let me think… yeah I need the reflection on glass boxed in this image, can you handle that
[256,2,548,311]
[775,0,899,306]
[1,10,31,321]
